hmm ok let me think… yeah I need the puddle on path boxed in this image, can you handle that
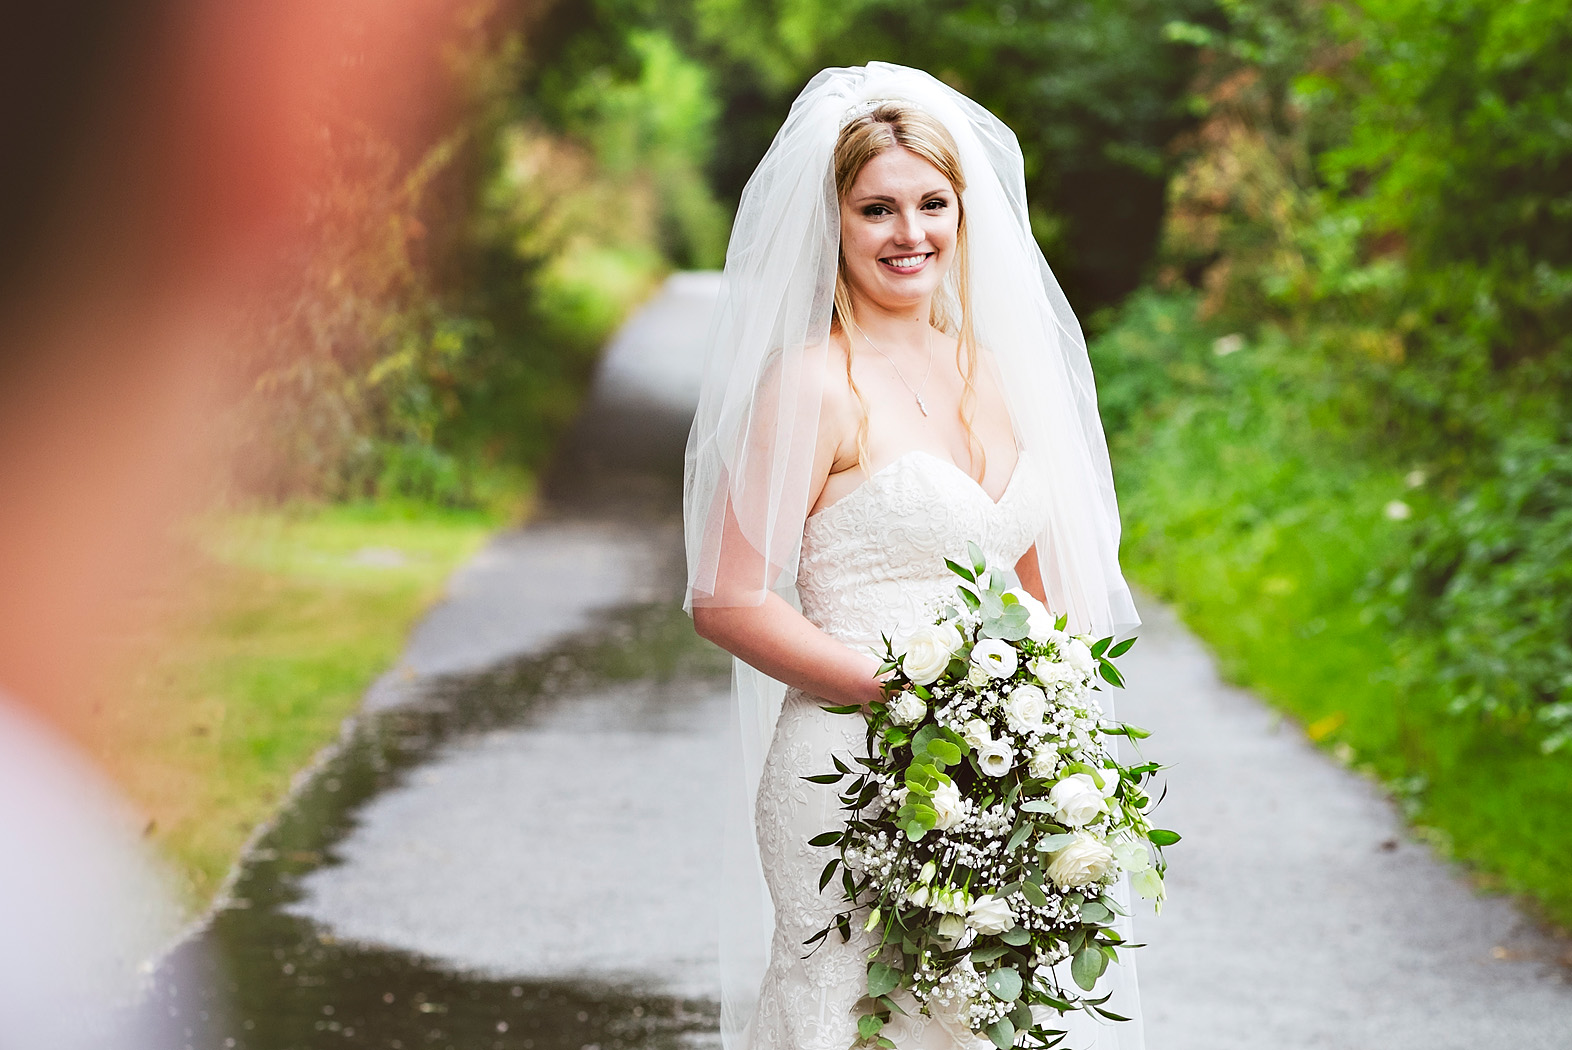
[142,600,728,1050]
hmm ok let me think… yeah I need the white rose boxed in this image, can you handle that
[1063,637,1095,676]
[970,638,1020,679]
[975,737,1015,777]
[1044,831,1117,889]
[888,691,928,726]
[965,893,1015,935]
[962,718,993,751]
[1047,773,1108,828]
[1027,745,1059,779]
[1004,588,1055,642]
[896,622,963,686]
[1004,684,1048,734]
[966,664,992,687]
[930,777,966,830]
[904,882,931,908]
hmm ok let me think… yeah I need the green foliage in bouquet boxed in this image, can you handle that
[807,544,1174,1049]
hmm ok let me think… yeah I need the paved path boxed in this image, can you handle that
[287,273,1571,1047]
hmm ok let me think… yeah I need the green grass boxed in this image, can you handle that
[1099,297,1572,930]
[86,500,503,914]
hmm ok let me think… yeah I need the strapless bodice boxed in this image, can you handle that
[795,450,1049,648]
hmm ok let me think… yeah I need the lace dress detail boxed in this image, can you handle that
[752,451,1049,1050]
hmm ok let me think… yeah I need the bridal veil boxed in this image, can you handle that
[682,62,1142,1050]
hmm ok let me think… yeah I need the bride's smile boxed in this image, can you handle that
[839,144,958,311]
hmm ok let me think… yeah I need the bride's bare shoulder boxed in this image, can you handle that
[753,334,859,423]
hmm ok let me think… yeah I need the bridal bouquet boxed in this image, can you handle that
[807,543,1175,1050]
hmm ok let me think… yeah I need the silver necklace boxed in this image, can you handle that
[854,322,934,417]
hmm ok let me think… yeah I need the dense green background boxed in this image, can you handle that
[226,0,1570,923]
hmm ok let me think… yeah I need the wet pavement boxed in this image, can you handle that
[142,270,1571,1049]
[142,272,731,1050]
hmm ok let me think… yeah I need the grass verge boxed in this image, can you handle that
[83,500,504,915]
[1095,293,1572,930]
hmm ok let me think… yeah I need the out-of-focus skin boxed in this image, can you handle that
[0,2,471,1045]
[0,0,464,746]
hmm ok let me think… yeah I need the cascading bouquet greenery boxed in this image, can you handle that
[806,543,1176,1050]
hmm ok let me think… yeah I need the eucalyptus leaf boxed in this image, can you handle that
[866,961,901,998]
[858,1014,885,1041]
[926,740,962,766]
[986,1018,1015,1050]
[985,967,1023,1002]
[1079,901,1111,924]
[1020,880,1049,907]
[1001,926,1031,946]
[1071,946,1104,991]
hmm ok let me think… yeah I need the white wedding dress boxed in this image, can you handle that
[750,449,1051,1050]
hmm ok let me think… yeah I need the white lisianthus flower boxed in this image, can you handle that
[962,718,993,751]
[1030,656,1077,688]
[936,913,968,945]
[896,622,963,685]
[1004,684,1048,734]
[970,638,1019,679]
[1045,832,1117,888]
[1063,637,1095,676]
[1048,773,1108,828]
[930,777,966,830]
[1028,745,1059,779]
[888,691,928,726]
[931,886,969,915]
[965,893,1015,935]
[904,882,931,908]
[1004,588,1055,642]
[975,737,1015,777]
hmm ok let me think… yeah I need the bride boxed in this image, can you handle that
[684,64,1143,1050]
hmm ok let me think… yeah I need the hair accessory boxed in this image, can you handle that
[839,96,901,126]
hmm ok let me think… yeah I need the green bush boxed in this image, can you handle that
[1094,288,1572,927]
[1379,440,1572,750]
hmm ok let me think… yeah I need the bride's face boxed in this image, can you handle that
[838,145,959,313]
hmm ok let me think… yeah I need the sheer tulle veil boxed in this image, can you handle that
[682,63,1143,1050]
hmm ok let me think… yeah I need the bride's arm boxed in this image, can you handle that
[1015,544,1048,605]
[691,346,884,708]
[691,506,884,708]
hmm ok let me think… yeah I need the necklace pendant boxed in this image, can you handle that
[916,395,929,417]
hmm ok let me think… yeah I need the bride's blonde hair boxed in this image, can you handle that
[831,102,982,476]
